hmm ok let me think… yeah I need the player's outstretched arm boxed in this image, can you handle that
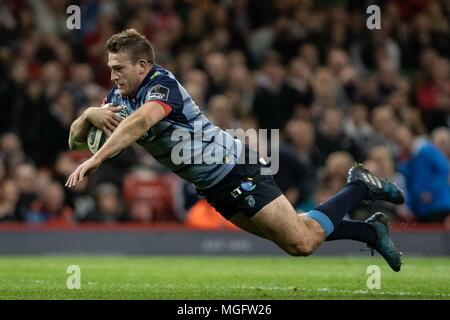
[65,102,165,188]
[68,104,122,150]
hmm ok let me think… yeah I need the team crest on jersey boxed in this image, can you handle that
[245,195,255,208]
[146,85,169,101]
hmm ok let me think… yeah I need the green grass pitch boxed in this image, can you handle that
[0,256,449,299]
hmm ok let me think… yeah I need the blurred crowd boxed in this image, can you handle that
[0,0,449,225]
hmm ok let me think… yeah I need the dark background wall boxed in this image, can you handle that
[0,226,448,256]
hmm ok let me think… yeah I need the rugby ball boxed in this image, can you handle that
[87,105,128,159]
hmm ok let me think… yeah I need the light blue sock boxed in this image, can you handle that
[306,210,334,237]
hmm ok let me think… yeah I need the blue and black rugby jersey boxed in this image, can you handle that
[104,64,242,189]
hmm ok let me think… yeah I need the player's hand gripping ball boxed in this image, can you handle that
[87,104,128,159]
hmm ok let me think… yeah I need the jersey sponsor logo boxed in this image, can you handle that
[230,187,242,199]
[146,84,169,101]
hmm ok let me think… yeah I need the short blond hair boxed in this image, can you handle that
[105,28,155,64]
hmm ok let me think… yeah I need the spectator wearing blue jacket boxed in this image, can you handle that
[393,126,450,222]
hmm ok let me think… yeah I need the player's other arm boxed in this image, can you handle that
[68,105,122,150]
[92,101,167,163]
[68,110,91,150]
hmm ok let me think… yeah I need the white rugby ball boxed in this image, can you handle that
[87,105,128,159]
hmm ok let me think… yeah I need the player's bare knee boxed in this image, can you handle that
[285,240,317,257]
[289,245,314,257]
[300,241,317,256]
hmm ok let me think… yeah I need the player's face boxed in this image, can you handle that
[108,52,141,96]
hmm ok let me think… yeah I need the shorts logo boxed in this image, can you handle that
[146,85,169,101]
[245,195,255,208]
[240,178,256,191]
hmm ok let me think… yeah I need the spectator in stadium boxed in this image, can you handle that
[0,133,28,170]
[343,104,374,156]
[88,146,140,193]
[319,151,354,197]
[183,69,209,109]
[128,198,153,222]
[0,156,5,181]
[387,89,427,136]
[286,57,314,109]
[64,63,99,109]
[416,52,450,131]
[284,119,319,208]
[226,63,255,117]
[204,52,229,103]
[273,142,307,207]
[80,183,127,223]
[416,54,450,131]
[27,0,70,36]
[41,61,66,101]
[326,48,357,107]
[13,163,39,221]
[298,43,319,71]
[9,79,48,164]
[54,152,96,222]
[0,179,19,222]
[377,56,401,100]
[206,95,239,129]
[313,181,335,210]
[252,52,299,130]
[393,125,450,222]
[174,51,197,84]
[367,146,407,199]
[310,67,340,118]
[431,127,450,160]
[353,75,384,110]
[315,108,363,166]
[370,106,399,154]
[25,179,71,223]
[39,90,76,165]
